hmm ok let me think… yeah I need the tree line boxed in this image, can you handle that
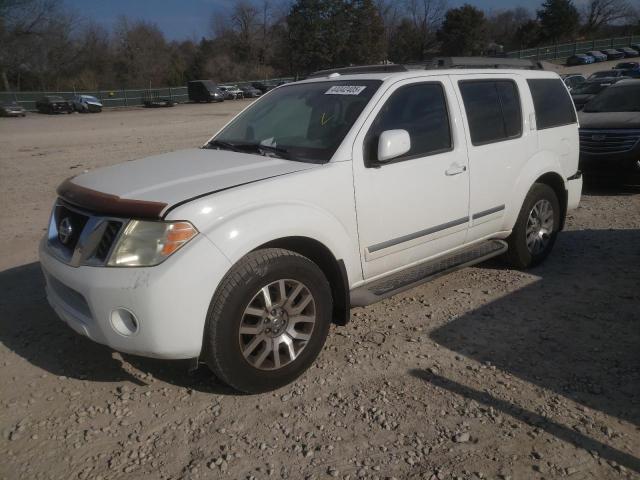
[1,0,639,92]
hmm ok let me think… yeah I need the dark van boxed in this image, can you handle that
[188,80,224,103]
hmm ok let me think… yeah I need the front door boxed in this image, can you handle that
[352,77,470,279]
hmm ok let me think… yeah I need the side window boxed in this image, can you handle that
[365,82,452,165]
[458,80,523,146]
[527,78,577,130]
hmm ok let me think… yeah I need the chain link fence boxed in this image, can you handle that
[0,77,295,111]
[506,35,640,62]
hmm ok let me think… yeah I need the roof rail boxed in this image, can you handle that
[307,64,408,78]
[418,57,545,70]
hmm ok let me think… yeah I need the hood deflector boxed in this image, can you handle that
[57,178,167,219]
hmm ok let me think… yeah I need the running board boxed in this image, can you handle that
[350,239,508,307]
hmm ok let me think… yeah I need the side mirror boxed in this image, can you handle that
[378,129,411,162]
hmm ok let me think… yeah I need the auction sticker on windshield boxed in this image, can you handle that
[325,86,367,95]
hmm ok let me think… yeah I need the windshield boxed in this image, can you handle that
[573,82,609,95]
[82,96,99,102]
[210,80,382,163]
[584,83,640,112]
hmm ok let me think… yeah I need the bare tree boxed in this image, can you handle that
[581,0,633,34]
[112,17,171,88]
[488,7,532,50]
[405,0,448,57]
[0,0,66,90]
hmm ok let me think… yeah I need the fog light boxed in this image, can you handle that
[111,308,139,336]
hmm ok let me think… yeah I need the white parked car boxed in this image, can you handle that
[218,85,243,99]
[71,95,103,113]
[40,67,582,393]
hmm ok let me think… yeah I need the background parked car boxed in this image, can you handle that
[239,85,262,98]
[586,50,607,62]
[603,49,625,60]
[567,54,594,66]
[187,80,224,102]
[0,101,27,117]
[614,62,640,78]
[561,74,586,92]
[35,96,73,114]
[251,81,277,94]
[618,47,639,58]
[578,79,640,180]
[216,86,236,100]
[589,69,628,80]
[631,44,640,53]
[71,95,102,113]
[570,77,625,110]
[218,85,243,99]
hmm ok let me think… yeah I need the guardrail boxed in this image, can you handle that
[0,77,296,111]
[506,35,640,61]
[0,87,188,111]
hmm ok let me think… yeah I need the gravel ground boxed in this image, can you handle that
[1,98,639,480]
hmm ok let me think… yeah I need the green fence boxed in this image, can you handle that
[506,35,640,62]
[0,76,296,111]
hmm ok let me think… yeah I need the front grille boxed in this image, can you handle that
[47,201,127,267]
[579,129,640,155]
[94,221,122,262]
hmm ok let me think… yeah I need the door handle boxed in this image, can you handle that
[445,164,467,176]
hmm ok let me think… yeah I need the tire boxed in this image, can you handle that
[505,183,561,269]
[203,248,333,393]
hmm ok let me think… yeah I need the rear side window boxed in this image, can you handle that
[459,80,522,146]
[365,82,452,165]
[527,78,577,130]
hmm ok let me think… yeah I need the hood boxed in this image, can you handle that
[578,110,640,129]
[60,148,319,218]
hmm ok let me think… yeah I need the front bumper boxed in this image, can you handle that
[39,235,231,359]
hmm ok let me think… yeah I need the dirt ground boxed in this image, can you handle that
[0,97,639,480]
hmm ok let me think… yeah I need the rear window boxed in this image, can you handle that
[527,78,577,130]
[459,80,522,146]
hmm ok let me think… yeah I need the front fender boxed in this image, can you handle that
[178,199,362,287]
[504,151,565,230]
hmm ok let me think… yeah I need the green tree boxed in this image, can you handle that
[514,19,542,49]
[348,0,386,65]
[438,4,488,56]
[285,0,385,74]
[537,0,579,43]
[388,18,424,62]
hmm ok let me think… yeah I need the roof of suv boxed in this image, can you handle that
[297,68,561,85]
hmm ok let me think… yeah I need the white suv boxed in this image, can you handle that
[40,68,582,393]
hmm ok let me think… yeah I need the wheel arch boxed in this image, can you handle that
[534,171,568,230]
[255,236,350,326]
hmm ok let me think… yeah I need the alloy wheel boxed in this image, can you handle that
[238,279,316,371]
[526,199,554,255]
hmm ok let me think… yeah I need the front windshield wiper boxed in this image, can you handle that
[204,139,317,162]
[252,143,292,159]
[204,139,242,152]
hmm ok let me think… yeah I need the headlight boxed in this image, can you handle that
[108,220,198,267]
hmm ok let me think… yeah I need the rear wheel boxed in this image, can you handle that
[505,183,561,269]
[203,248,332,393]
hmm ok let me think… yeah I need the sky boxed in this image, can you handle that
[64,0,543,41]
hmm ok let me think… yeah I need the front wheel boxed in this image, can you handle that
[203,248,332,393]
[505,183,561,269]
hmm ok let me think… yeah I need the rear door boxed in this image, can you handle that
[453,74,535,243]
